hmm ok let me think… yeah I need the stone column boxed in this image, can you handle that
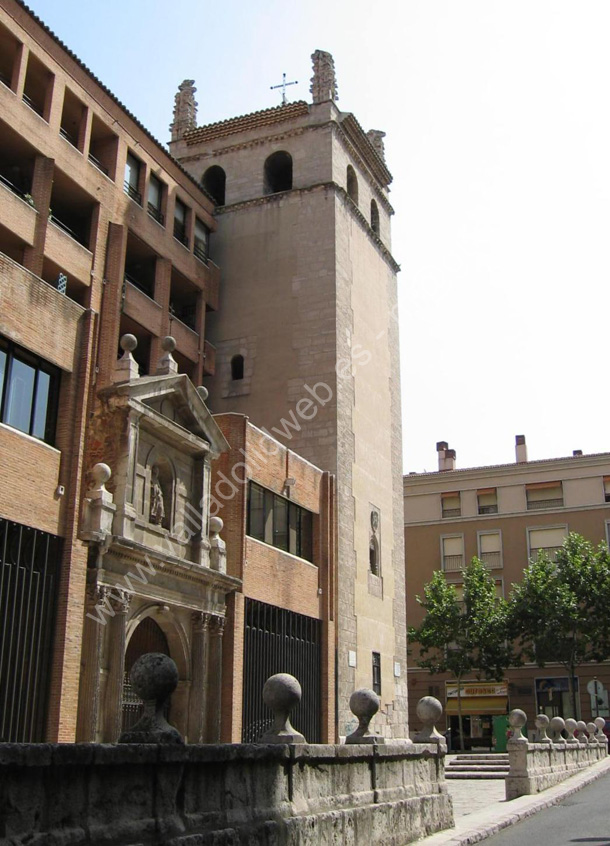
[188,611,210,744]
[206,616,225,742]
[102,588,132,742]
[75,581,107,741]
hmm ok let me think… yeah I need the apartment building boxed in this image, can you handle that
[0,0,220,742]
[404,437,610,746]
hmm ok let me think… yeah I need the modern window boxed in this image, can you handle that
[346,165,358,205]
[370,199,380,235]
[0,337,59,445]
[372,652,381,696]
[526,482,563,511]
[247,481,314,562]
[441,535,464,573]
[147,173,164,225]
[603,477,610,504]
[263,151,292,194]
[477,488,498,515]
[194,217,209,263]
[478,531,502,569]
[527,526,568,562]
[231,354,244,381]
[202,165,226,205]
[173,197,189,246]
[124,151,143,204]
[441,491,461,518]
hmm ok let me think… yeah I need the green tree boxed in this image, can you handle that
[408,557,512,751]
[510,532,610,718]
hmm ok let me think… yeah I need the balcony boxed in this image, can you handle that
[526,498,563,511]
[442,508,460,519]
[478,504,498,515]
[123,281,162,337]
[171,318,199,363]
[88,151,109,176]
[0,177,36,245]
[480,551,502,569]
[442,554,464,572]
[45,220,92,285]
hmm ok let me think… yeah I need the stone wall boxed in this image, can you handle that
[0,742,453,845]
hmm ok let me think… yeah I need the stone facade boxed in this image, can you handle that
[170,53,408,740]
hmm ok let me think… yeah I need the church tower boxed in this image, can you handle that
[170,51,408,738]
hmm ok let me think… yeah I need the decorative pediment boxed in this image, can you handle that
[103,373,229,460]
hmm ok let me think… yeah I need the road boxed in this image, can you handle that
[481,772,610,845]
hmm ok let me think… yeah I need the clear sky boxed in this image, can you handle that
[23,0,610,472]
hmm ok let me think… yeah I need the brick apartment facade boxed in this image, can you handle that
[404,436,610,747]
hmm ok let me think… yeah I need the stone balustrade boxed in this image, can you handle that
[506,709,608,800]
[0,665,454,845]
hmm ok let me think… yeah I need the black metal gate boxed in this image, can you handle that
[0,518,59,742]
[121,616,170,733]
[242,598,321,743]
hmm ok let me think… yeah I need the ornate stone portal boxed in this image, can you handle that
[77,337,241,743]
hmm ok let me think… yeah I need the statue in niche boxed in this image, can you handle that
[150,466,165,525]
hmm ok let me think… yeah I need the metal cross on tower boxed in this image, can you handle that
[270,72,298,105]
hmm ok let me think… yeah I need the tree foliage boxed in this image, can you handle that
[509,532,610,716]
[408,556,512,748]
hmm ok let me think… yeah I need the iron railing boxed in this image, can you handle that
[530,546,562,562]
[526,498,563,511]
[22,92,44,116]
[59,126,77,147]
[0,172,26,200]
[442,507,461,518]
[124,271,154,299]
[124,181,142,205]
[147,203,164,225]
[173,221,189,247]
[88,152,109,176]
[480,551,502,569]
[442,554,464,572]
[193,237,208,264]
[242,598,321,743]
[478,504,498,515]
[0,519,60,742]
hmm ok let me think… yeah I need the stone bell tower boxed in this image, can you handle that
[170,50,408,739]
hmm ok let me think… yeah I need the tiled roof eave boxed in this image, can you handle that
[184,102,310,145]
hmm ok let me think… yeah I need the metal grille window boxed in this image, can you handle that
[147,173,164,225]
[173,197,189,246]
[247,481,314,563]
[242,598,321,742]
[0,337,59,445]
[194,217,209,263]
[124,151,142,204]
[0,519,60,742]
[477,488,498,515]
[372,652,381,696]
[441,491,461,518]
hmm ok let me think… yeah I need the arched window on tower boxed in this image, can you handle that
[231,354,244,381]
[370,199,380,235]
[264,151,292,194]
[346,165,358,205]
[202,165,226,206]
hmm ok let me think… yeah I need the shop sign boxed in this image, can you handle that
[446,681,508,698]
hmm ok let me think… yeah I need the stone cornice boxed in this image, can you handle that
[216,182,400,274]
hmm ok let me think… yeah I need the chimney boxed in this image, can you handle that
[436,441,448,472]
[573,450,583,457]
[515,435,528,463]
[445,449,456,471]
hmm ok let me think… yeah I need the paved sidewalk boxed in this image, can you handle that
[419,755,610,845]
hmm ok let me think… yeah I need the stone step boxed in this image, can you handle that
[452,754,508,761]
[445,770,508,780]
[447,764,510,773]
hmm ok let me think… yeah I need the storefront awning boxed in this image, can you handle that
[445,696,508,716]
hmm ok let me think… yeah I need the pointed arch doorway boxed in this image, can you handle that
[121,616,170,733]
